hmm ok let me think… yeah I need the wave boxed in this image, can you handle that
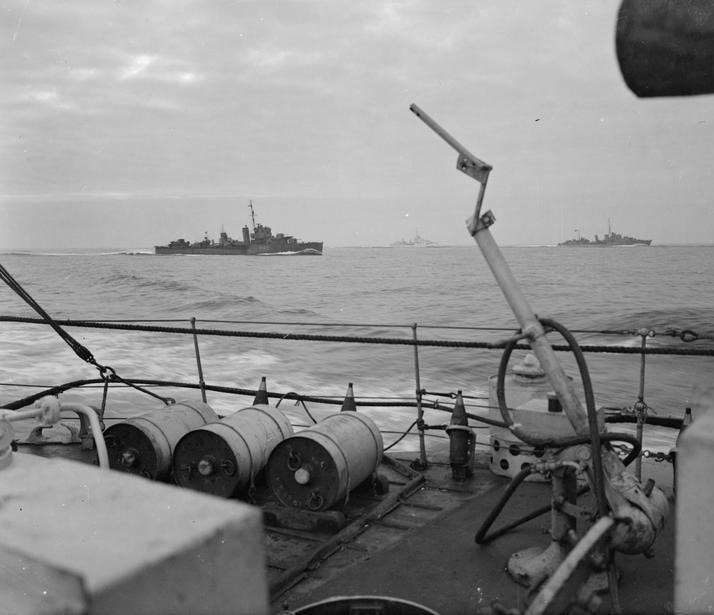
[0,249,154,256]
[168,295,266,314]
[568,306,714,349]
[0,251,99,257]
[100,272,194,293]
[609,307,714,337]
[257,249,322,256]
[276,306,327,318]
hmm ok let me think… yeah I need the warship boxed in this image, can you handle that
[155,201,324,256]
[390,232,439,248]
[559,220,651,247]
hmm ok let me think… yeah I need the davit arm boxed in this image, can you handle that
[410,104,670,611]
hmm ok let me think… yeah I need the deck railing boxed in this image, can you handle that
[2,315,712,469]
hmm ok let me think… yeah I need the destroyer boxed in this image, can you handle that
[390,231,439,248]
[559,219,651,247]
[155,201,323,255]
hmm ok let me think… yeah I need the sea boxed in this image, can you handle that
[1,245,713,455]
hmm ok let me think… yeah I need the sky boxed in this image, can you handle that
[1,0,712,249]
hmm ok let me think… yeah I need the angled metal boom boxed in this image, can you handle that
[409,103,492,185]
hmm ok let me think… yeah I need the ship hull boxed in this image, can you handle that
[247,241,323,255]
[558,239,652,247]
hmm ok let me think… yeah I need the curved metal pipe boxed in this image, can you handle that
[59,402,109,469]
[474,433,640,545]
[496,317,609,516]
[525,516,615,615]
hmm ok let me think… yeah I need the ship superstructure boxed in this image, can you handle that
[155,201,323,255]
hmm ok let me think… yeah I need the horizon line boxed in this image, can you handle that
[2,242,713,253]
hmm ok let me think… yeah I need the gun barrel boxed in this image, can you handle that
[409,103,492,173]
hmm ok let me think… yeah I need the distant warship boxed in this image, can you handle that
[559,219,651,247]
[155,201,323,255]
[389,231,439,247]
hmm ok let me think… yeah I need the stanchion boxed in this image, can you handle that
[191,316,207,403]
[411,323,428,470]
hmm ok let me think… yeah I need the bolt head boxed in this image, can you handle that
[120,449,137,467]
[197,458,214,476]
[294,466,311,485]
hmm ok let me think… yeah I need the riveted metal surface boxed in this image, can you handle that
[104,400,217,480]
[173,404,294,498]
[266,412,383,511]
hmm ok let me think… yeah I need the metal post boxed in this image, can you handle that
[469,221,590,436]
[410,103,588,436]
[191,317,207,403]
[675,406,714,613]
[412,323,428,469]
[552,466,578,544]
[410,102,603,506]
[634,331,649,480]
[507,465,578,588]
[469,220,609,517]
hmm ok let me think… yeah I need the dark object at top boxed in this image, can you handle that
[617,0,714,97]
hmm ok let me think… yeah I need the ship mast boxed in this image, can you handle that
[249,200,257,231]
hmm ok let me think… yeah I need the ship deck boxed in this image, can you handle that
[276,457,674,615]
[15,430,675,615]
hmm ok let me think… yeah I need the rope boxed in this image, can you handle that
[0,379,497,416]
[0,375,689,443]
[2,315,713,355]
[275,392,319,424]
[4,313,712,339]
[1,377,511,435]
[384,420,418,452]
[421,389,488,400]
[4,373,670,464]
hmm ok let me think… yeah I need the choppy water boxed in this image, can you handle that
[1,245,713,452]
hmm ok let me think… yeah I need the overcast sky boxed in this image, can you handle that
[1,1,712,249]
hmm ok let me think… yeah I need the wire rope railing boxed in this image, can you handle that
[2,315,713,355]
[1,312,710,470]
